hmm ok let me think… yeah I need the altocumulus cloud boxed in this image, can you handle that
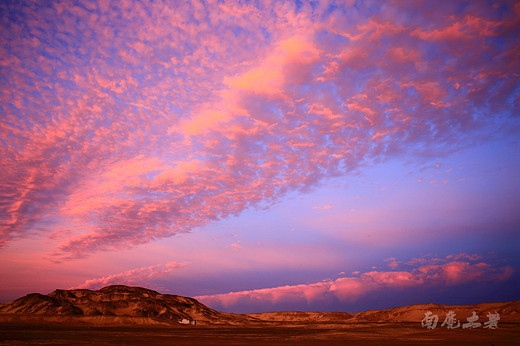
[1,1,519,259]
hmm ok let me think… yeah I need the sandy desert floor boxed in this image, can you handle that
[1,322,519,345]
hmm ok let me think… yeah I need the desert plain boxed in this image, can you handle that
[0,285,519,345]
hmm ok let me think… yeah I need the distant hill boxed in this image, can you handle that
[248,300,520,323]
[1,285,518,326]
[246,311,353,322]
[348,300,520,323]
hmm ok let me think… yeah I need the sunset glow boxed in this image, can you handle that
[1,0,519,313]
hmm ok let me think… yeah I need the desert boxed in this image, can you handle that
[1,285,519,345]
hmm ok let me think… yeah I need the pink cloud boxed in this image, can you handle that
[230,243,242,250]
[384,257,401,269]
[70,262,189,290]
[312,204,332,210]
[0,1,518,259]
[196,253,513,309]
[452,253,483,261]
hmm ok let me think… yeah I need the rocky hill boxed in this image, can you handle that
[0,285,254,325]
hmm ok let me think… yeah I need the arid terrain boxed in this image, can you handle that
[1,285,519,345]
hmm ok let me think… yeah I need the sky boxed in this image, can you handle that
[0,0,519,314]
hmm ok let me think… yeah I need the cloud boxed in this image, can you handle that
[230,243,242,250]
[384,257,401,269]
[0,1,518,258]
[312,204,332,210]
[70,262,189,290]
[195,254,513,309]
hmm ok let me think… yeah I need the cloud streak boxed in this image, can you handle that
[1,1,519,259]
[70,262,189,290]
[195,254,514,310]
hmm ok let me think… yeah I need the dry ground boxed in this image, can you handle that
[1,321,519,345]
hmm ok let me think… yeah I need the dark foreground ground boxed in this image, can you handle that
[1,322,519,345]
